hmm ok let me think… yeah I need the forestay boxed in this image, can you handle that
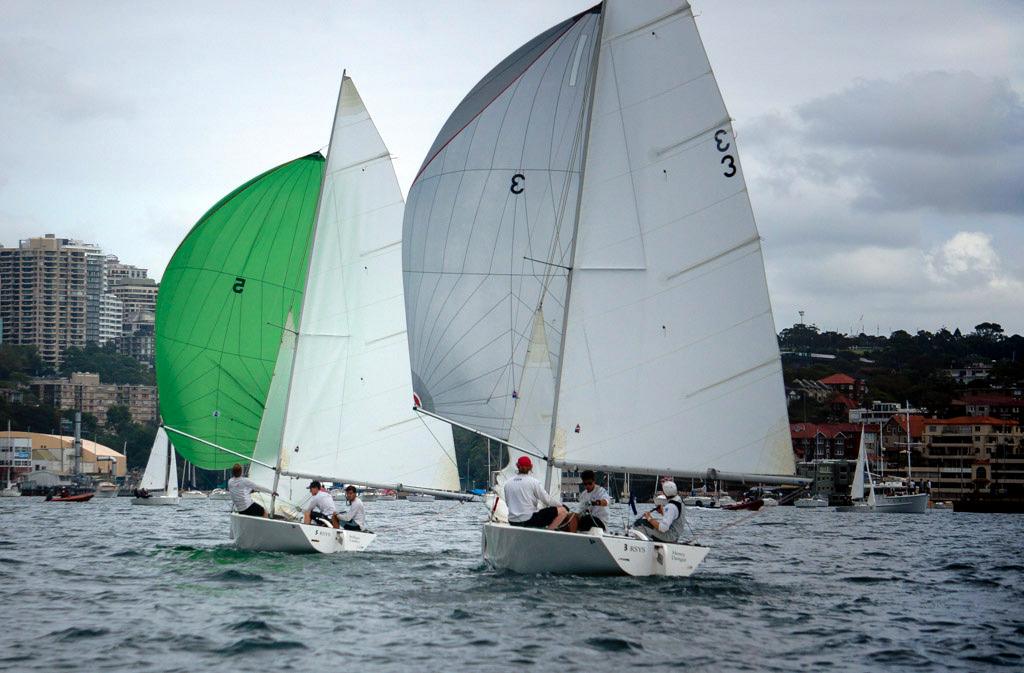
[278,76,459,495]
[156,154,323,469]
[553,0,793,477]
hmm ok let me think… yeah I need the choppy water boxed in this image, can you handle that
[0,497,1021,672]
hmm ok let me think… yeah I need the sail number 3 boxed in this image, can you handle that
[510,173,525,194]
[715,129,736,178]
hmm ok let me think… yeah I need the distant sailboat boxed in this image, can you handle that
[132,428,180,506]
[403,1,803,575]
[837,426,928,513]
[160,74,463,554]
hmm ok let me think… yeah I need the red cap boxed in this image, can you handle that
[516,456,533,469]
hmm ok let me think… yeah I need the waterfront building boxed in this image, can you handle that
[945,362,993,384]
[30,372,158,425]
[790,423,863,461]
[104,255,148,284]
[849,400,924,426]
[0,235,104,367]
[795,459,855,502]
[0,431,126,480]
[953,394,1024,424]
[916,416,1023,502]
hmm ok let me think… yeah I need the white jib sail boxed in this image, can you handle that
[249,314,300,503]
[552,0,794,477]
[278,76,459,493]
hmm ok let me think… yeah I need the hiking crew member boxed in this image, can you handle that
[503,456,569,530]
[228,463,275,518]
[639,481,684,543]
[337,485,366,531]
[572,469,609,532]
[303,481,339,528]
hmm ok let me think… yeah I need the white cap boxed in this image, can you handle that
[654,494,668,505]
[661,481,678,497]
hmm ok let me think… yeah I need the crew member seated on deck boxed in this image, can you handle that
[337,485,366,531]
[636,481,685,543]
[303,481,339,528]
[504,456,569,530]
[228,463,276,518]
[568,469,609,532]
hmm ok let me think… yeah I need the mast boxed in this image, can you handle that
[905,403,912,482]
[164,432,173,494]
[544,3,606,492]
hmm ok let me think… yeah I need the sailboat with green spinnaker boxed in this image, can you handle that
[156,75,463,554]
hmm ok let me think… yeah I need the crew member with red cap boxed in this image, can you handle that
[503,455,568,530]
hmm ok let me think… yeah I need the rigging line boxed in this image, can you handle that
[523,256,572,271]
[414,413,461,473]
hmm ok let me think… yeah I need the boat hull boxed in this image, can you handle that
[481,523,709,577]
[836,493,930,513]
[229,513,376,554]
[132,496,180,506]
[723,498,763,511]
[48,493,94,502]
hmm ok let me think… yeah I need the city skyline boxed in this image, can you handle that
[1,1,1022,333]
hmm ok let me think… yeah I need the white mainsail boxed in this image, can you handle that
[273,76,459,497]
[140,427,179,496]
[403,1,793,482]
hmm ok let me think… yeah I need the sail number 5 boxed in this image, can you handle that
[510,173,525,194]
[715,129,736,178]
[232,277,246,294]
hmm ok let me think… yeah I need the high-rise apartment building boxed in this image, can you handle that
[0,235,105,368]
[99,293,123,344]
[105,255,148,284]
[110,277,158,316]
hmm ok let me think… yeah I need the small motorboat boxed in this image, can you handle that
[722,497,764,511]
[209,488,230,501]
[47,492,94,503]
[95,482,119,498]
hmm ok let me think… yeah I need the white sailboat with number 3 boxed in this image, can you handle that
[402,0,805,575]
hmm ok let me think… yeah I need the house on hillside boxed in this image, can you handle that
[818,373,867,402]
[918,416,1022,502]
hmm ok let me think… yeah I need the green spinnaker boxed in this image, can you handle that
[156,152,324,469]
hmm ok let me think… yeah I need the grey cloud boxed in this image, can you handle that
[0,38,136,122]
[798,71,1024,156]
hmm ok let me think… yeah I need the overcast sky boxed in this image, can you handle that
[1,0,1022,335]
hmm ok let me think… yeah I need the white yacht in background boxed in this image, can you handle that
[132,428,180,506]
[837,428,928,513]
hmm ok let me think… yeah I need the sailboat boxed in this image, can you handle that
[402,1,802,576]
[131,428,180,506]
[160,75,462,554]
[838,425,928,513]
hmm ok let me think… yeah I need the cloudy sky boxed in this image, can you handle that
[1,0,1022,334]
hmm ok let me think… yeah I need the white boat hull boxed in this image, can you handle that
[132,496,180,506]
[481,523,709,577]
[795,497,828,508]
[229,513,376,554]
[838,493,930,514]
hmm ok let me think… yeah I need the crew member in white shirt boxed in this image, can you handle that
[337,485,366,531]
[638,481,684,543]
[503,455,569,529]
[227,463,276,518]
[570,469,609,532]
[303,481,339,528]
